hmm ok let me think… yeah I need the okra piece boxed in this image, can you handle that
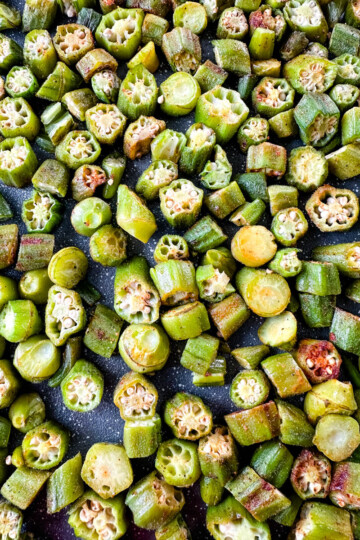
[268,108,298,139]
[77,6,102,30]
[62,88,98,122]
[73,280,101,305]
[0,34,22,72]
[91,69,120,104]
[45,285,86,347]
[0,360,20,409]
[23,29,57,80]
[118,65,157,121]
[258,311,298,350]
[0,276,18,310]
[209,293,250,340]
[95,8,144,61]
[231,344,270,370]
[36,62,81,102]
[136,160,178,200]
[150,260,198,306]
[85,103,126,145]
[269,248,302,278]
[217,7,248,39]
[195,86,249,144]
[306,185,359,232]
[330,84,360,113]
[230,370,270,409]
[151,129,186,163]
[305,379,357,424]
[48,335,82,388]
[236,172,268,203]
[192,355,226,387]
[280,31,309,60]
[54,24,94,67]
[0,501,23,539]
[164,393,213,441]
[22,0,57,31]
[14,334,60,382]
[346,0,360,26]
[271,207,308,247]
[41,102,75,146]
[184,215,227,254]
[5,66,38,100]
[252,78,294,118]
[156,439,201,487]
[343,107,360,146]
[61,360,103,412]
[330,22,360,57]
[346,280,360,305]
[16,234,54,273]
[201,246,236,278]
[162,27,201,74]
[100,0,124,13]
[296,260,341,296]
[179,123,215,177]
[71,165,107,202]
[76,49,118,85]
[273,493,302,527]
[160,179,203,229]
[196,264,235,303]
[119,323,170,372]
[232,225,277,267]
[206,496,271,540]
[125,471,185,530]
[313,414,360,462]
[200,144,232,190]
[56,130,101,170]
[291,448,331,500]
[0,3,20,30]
[194,60,228,93]
[284,54,337,94]
[212,39,251,77]
[114,256,160,324]
[127,41,159,72]
[205,182,245,220]
[102,152,126,198]
[313,242,360,279]
[226,466,290,521]
[84,304,122,358]
[268,185,298,216]
[294,92,340,148]
[22,191,62,235]
[117,184,157,242]
[173,1,207,35]
[0,97,40,140]
[0,416,10,447]
[180,333,219,375]
[0,192,12,221]
[330,307,360,354]
[69,490,127,539]
[276,399,315,447]
[142,13,169,45]
[330,462,360,510]
[9,393,45,434]
[286,145,328,192]
[155,514,191,540]
[154,234,189,263]
[225,401,280,446]
[246,141,287,177]
[200,476,224,506]
[71,197,111,237]
[0,300,42,344]
[159,72,200,116]
[82,442,133,499]
[32,159,70,199]
[22,420,69,471]
[294,338,342,384]
[47,453,84,514]
[299,293,336,328]
[0,224,17,270]
[124,414,161,459]
[161,301,210,341]
[0,136,38,188]
[114,371,158,420]
[124,116,165,161]
[1,467,50,510]
[251,440,293,489]
[237,116,269,153]
[262,352,310,398]
[334,53,360,85]
[284,0,328,42]
[250,27,275,60]
[90,225,127,267]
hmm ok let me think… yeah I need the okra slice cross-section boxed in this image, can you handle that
[22,420,69,470]
[155,438,201,487]
[230,370,270,409]
[45,285,86,347]
[164,392,213,440]
[159,179,203,228]
[113,371,158,420]
[294,338,342,384]
[61,360,104,413]
[198,425,239,486]
[119,323,170,372]
[305,185,359,232]
[290,448,331,500]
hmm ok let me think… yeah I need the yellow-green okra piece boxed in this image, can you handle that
[47,452,84,514]
[117,185,157,243]
[119,323,170,372]
[164,392,213,440]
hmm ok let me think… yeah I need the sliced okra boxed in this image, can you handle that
[192,355,226,387]
[150,260,198,305]
[23,29,57,80]
[45,285,86,347]
[180,333,219,374]
[268,184,298,215]
[194,59,228,93]
[249,28,276,60]
[231,344,269,370]
[258,310,298,350]
[117,185,157,243]
[54,24,94,66]
[283,0,328,43]
[276,399,314,447]
[84,303,122,357]
[246,141,286,177]
[313,242,360,279]
[237,116,269,153]
[155,439,201,487]
[90,224,127,267]
[250,440,293,489]
[77,6,103,31]
[208,293,250,340]
[291,449,331,500]
[342,106,360,145]
[162,27,201,74]
[19,268,52,304]
[306,184,359,232]
[164,392,213,440]
[252,59,282,79]
[118,64,157,121]
[225,401,280,446]
[232,225,278,267]
[0,301,42,344]
[22,0,57,31]
[198,425,238,486]
[142,13,169,45]
[200,144,232,190]
[313,414,360,462]
[299,293,336,328]
[184,216,227,254]
[41,102,75,146]
[252,77,294,118]
[48,247,88,290]
[196,264,235,303]
[62,89,98,123]
[330,84,360,113]
[95,7,144,61]
[22,190,62,234]
[136,160,178,200]
[160,179,203,228]
[36,62,81,102]
[102,152,126,199]
[230,370,270,409]
[295,92,340,148]
[0,3,20,30]
[161,301,210,340]
[91,69,120,104]
[0,467,50,510]
[0,34,22,72]
[205,181,245,220]
[9,393,45,434]
[76,48,118,84]
[61,360,104,412]
[286,145,328,192]
[333,53,360,85]
[47,453,84,514]
[119,323,170,372]
[284,54,338,94]
[330,462,360,510]
[0,501,22,539]
[0,97,39,141]
[82,442,133,499]
[201,246,236,277]
[0,360,20,409]
[71,165,107,202]
[127,41,159,72]
[294,338,341,384]
[56,130,101,170]
[271,206,308,246]
[173,1,207,35]
[212,39,251,77]
[114,371,158,421]
[248,5,286,40]
[268,248,302,278]
[0,137,38,188]
[5,66,38,100]
[296,260,341,298]
[155,514,191,540]
[22,420,69,470]
[124,115,165,160]
[151,128,186,163]
[280,30,309,60]
[217,6,248,38]
[15,233,54,272]
[71,197,112,237]
[154,234,189,263]
[179,123,216,177]
[14,334,60,383]
[262,352,310,398]
[124,415,161,459]
[86,103,126,145]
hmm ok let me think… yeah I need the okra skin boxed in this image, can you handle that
[48,335,82,388]
[231,344,270,369]
[251,440,293,489]
[198,425,238,486]
[124,415,162,458]
[330,307,360,355]
[164,392,213,440]
[276,399,314,447]
[304,380,357,424]
[296,261,341,296]
[9,393,45,434]
[47,453,84,514]
[117,185,157,244]
[262,353,311,398]
[208,293,250,340]
[193,355,226,387]
[15,332,60,381]
[225,401,280,446]
[155,438,201,487]
[181,333,219,375]
[84,304,123,358]
[200,476,224,506]
[161,301,210,340]
[330,462,360,510]
[1,467,51,510]
[0,224,18,269]
[61,360,104,412]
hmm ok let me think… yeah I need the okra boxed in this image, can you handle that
[313,414,360,462]
[0,224,18,270]
[124,415,161,458]
[293,501,353,539]
[136,159,178,199]
[48,335,82,388]
[181,333,219,374]
[155,514,191,540]
[22,0,57,31]
[284,0,328,42]
[174,1,207,34]
[95,8,144,61]
[0,34,22,73]
[124,115,166,160]
[200,144,232,190]
[268,184,298,215]
[246,141,287,177]
[154,234,189,263]
[294,338,342,384]
[0,501,22,539]
[313,242,360,279]
[160,179,203,228]
[86,103,126,145]
[291,448,331,500]
[202,246,236,277]
[193,355,226,387]
[296,260,341,296]
[84,304,123,358]
[118,64,157,121]
[184,215,227,253]
[150,260,198,306]
[151,128,186,163]
[1,467,50,510]
[14,334,60,382]
[77,6,102,31]
[23,29,57,80]
[330,307,360,354]
[330,461,360,510]
[200,476,224,506]
[276,399,315,447]
[179,123,216,176]
[102,152,126,198]
[9,393,45,434]
[22,420,69,470]
[330,84,360,112]
[236,171,268,202]
[306,185,359,232]
[251,440,293,489]
[71,165,107,202]
[232,225,278,267]
[155,438,201,487]
[0,301,42,344]
[71,197,112,237]
[76,48,118,83]
[113,371,158,420]
[231,344,270,370]
[252,77,294,118]
[45,285,86,347]
[0,360,20,409]
[237,116,269,153]
[37,62,81,102]
[268,248,302,278]
[90,224,127,267]
[32,159,70,198]
[258,310,298,350]
[56,130,101,170]
[119,323,170,372]
[271,207,308,246]
[0,192,12,221]
[284,54,337,94]
[194,59,228,92]
[165,392,213,441]
[142,13,169,46]
[286,145,328,192]
[304,379,357,424]
[280,31,309,60]
[61,360,103,412]
[47,453,84,514]
[0,136,38,188]
[299,292,336,328]
[209,293,250,340]
[198,425,238,485]
[225,401,280,446]
[162,27,201,74]
[62,89,98,123]
[196,264,235,303]
[91,69,120,104]
[230,370,270,409]
[294,92,340,148]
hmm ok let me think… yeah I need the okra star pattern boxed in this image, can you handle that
[2,0,360,538]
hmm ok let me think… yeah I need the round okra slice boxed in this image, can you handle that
[196,264,234,303]
[202,247,236,278]
[154,234,189,263]
[0,359,20,409]
[305,185,359,232]
[283,54,337,94]
[249,6,286,40]
[95,7,144,61]
[155,439,201,488]
[268,248,302,278]
[0,136,38,188]
[286,145,328,192]
[162,27,201,74]
[258,311,297,349]
[45,285,86,347]
[48,247,88,289]
[9,392,45,434]
[334,54,360,85]
[136,160,178,201]
[283,0,328,43]
[329,84,360,112]
[119,323,170,373]
[0,34,22,73]
[14,335,61,383]
[290,449,331,500]
[217,7,248,39]
[179,123,216,176]
[22,190,62,234]
[164,392,213,441]
[81,442,133,499]
[159,72,200,117]
[294,339,342,384]
[231,225,277,267]
[230,370,270,409]
[61,360,104,413]
[0,97,40,141]
[90,225,127,267]
[22,420,69,470]
[155,514,192,540]
[0,501,22,540]
[200,145,232,190]
[91,70,120,104]
[271,207,308,247]
[71,165,107,202]
[86,104,126,145]
[23,29,57,80]
[113,371,158,421]
[54,24,94,65]
[55,130,101,169]
[252,78,295,118]
[71,197,112,237]
[294,92,340,148]
[159,179,203,228]
[173,2,208,35]
[68,490,127,540]
[198,425,238,486]
[151,129,186,163]
[313,414,360,462]
[237,116,269,153]
[124,115,166,160]
[117,64,157,121]
[5,66,39,99]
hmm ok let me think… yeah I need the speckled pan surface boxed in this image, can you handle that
[2,1,360,538]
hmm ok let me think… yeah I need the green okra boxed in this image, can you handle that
[83,304,123,358]
[293,502,353,540]
[136,160,178,200]
[95,8,144,61]
[280,31,309,60]
[268,185,298,216]
[0,137,38,188]
[0,276,18,309]
[252,77,294,118]
[77,6,102,31]
[154,234,189,263]
[273,493,302,527]
[150,260,198,306]
[173,1,207,34]
[47,453,84,514]
[237,116,269,153]
[306,182,358,232]
[201,246,236,278]
[313,414,360,462]
[37,62,81,102]
[0,416,10,448]
[0,34,22,72]
[159,179,203,229]
[0,300,42,344]
[284,54,337,94]
[304,379,357,424]
[164,392,213,440]
[124,116,166,161]
[90,225,127,267]
[271,207,308,247]
[71,164,107,202]
[313,242,360,279]
[1,467,51,510]
[119,323,169,373]
[155,514,191,540]
[268,109,298,139]
[249,28,275,60]
[75,280,101,307]
[61,360,103,412]
[330,462,360,510]
[56,131,101,170]
[208,293,250,340]
[91,69,120,104]
[192,355,226,387]
[71,197,112,237]
[0,192,12,221]
[113,371,158,421]
[180,333,219,375]
[261,353,310,397]
[14,335,60,383]
[251,440,293,489]
[212,39,251,76]
[230,370,270,409]
[48,335,82,388]
[286,145,328,192]
[45,285,86,347]
[124,415,161,459]
[200,476,224,506]
[0,360,20,409]
[22,420,69,471]
[246,141,287,177]
[161,301,210,341]
[258,311,297,350]
[296,260,341,296]
[184,215,227,253]
[9,393,45,434]
[41,103,75,147]
[102,152,126,199]
[276,399,314,447]
[196,264,235,303]
[231,344,270,370]
[62,89,98,122]
[23,29,57,80]
[268,248,302,278]
[284,0,328,42]
[159,72,200,117]
[151,129,186,163]
[225,401,280,446]
[235,172,268,202]
[291,448,331,500]
[198,425,238,486]
[200,145,232,190]
[204,182,245,220]
[330,84,360,113]
[32,159,70,199]
[142,13,169,46]
[330,307,360,354]
[194,59,228,93]
[179,123,216,176]
[118,64,157,121]
[162,27,201,74]
[294,338,342,384]
[117,185,157,243]
[299,293,336,328]
[85,104,126,145]
[294,92,340,148]
[155,438,201,487]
